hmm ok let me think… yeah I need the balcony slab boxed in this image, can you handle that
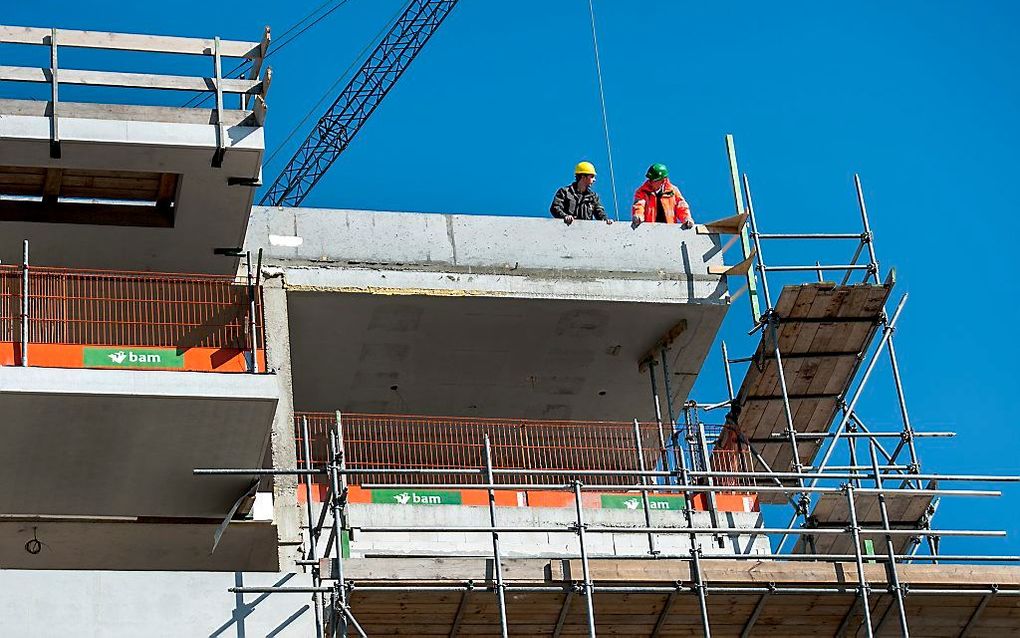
[0,99,263,273]
[247,207,730,420]
[0,366,278,518]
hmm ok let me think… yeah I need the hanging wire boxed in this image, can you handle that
[264,1,407,171]
[587,0,621,221]
[180,0,356,108]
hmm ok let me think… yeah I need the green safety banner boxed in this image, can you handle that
[600,494,686,511]
[371,489,462,506]
[83,347,185,369]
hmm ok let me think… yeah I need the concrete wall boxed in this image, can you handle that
[0,570,315,637]
[345,504,771,558]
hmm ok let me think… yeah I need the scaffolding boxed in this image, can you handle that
[195,137,1020,637]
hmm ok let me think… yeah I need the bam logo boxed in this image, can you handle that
[394,492,443,505]
[83,347,185,369]
[372,489,462,505]
[108,350,163,365]
[601,494,685,511]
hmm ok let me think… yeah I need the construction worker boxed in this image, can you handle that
[631,163,694,229]
[550,161,613,225]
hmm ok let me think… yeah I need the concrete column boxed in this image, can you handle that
[262,275,302,570]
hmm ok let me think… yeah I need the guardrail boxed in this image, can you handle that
[0,24,272,162]
[0,262,264,372]
[295,412,666,488]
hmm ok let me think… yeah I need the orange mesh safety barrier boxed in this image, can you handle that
[710,448,755,491]
[0,265,264,353]
[294,412,667,489]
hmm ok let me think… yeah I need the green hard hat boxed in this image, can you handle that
[646,163,669,180]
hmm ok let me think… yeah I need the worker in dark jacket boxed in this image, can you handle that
[550,161,613,225]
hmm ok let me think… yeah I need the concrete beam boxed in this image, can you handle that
[262,277,303,570]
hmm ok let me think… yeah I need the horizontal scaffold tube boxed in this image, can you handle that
[352,525,1004,537]
[343,583,1020,597]
[356,482,1000,498]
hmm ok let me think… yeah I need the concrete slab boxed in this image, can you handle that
[0,101,263,274]
[0,367,278,518]
[246,206,728,283]
[0,518,279,571]
[288,291,725,419]
[246,207,730,419]
[0,569,314,637]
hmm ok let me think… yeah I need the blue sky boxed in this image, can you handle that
[9,1,1019,556]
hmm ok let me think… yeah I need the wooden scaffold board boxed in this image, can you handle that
[724,281,893,502]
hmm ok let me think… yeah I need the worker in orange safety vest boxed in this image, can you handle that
[630,163,694,229]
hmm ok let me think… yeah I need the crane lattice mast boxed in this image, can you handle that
[261,0,459,207]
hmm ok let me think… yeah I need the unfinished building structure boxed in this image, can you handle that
[0,22,1018,638]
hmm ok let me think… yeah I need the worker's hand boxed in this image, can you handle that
[605,218,613,225]
[631,214,643,229]
[563,214,574,226]
[680,219,694,230]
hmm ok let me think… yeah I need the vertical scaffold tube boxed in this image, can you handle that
[869,442,910,637]
[21,239,29,367]
[647,362,668,459]
[302,417,325,638]
[659,347,677,480]
[246,252,258,373]
[572,482,597,638]
[674,411,712,637]
[483,435,509,638]
[632,419,659,556]
[327,422,348,637]
[845,485,874,638]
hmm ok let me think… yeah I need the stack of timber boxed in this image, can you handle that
[720,280,893,503]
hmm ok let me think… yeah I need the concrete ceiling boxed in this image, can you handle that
[0,367,278,519]
[0,109,262,274]
[0,518,278,571]
[288,291,727,421]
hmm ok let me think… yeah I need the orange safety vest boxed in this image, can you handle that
[631,178,692,224]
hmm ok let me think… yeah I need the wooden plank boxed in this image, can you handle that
[695,211,747,235]
[156,173,178,208]
[0,25,259,57]
[41,167,62,202]
[0,65,261,94]
[707,249,755,276]
[772,285,804,319]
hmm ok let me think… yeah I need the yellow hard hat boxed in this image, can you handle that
[574,161,597,176]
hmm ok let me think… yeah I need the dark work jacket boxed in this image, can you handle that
[550,183,608,221]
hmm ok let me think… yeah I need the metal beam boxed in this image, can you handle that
[740,592,771,638]
[650,589,680,638]
[551,591,573,638]
[448,588,471,638]
[958,593,994,638]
